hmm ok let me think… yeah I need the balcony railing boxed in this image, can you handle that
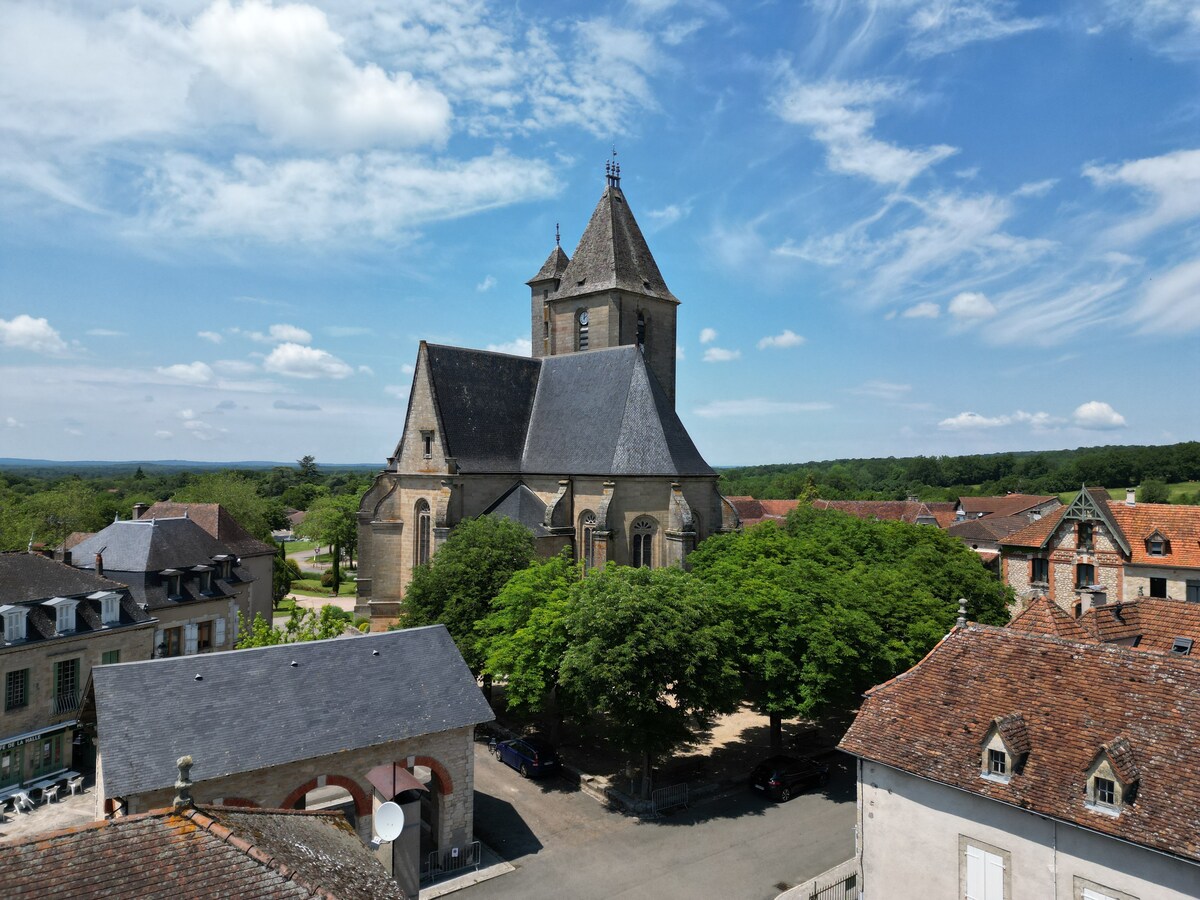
[53,690,80,715]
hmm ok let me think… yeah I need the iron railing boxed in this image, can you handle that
[52,690,80,715]
[421,841,482,884]
[810,872,857,900]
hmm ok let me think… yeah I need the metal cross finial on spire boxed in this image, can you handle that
[606,146,621,188]
[555,222,560,248]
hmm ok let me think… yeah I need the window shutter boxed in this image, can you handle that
[215,617,226,647]
[984,851,1004,899]
[184,624,198,655]
[154,629,164,654]
[965,844,984,900]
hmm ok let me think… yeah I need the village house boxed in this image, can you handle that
[0,552,155,794]
[356,166,738,627]
[83,625,493,893]
[1011,593,1200,656]
[839,623,1200,899]
[1001,486,1200,611]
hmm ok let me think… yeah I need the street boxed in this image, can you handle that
[460,743,856,900]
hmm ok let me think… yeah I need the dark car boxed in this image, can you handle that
[749,755,829,802]
[492,736,560,778]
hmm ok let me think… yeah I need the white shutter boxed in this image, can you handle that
[154,629,164,654]
[215,617,226,647]
[984,850,1004,899]
[965,844,984,900]
[965,844,1005,900]
[1082,891,1116,900]
[184,623,198,655]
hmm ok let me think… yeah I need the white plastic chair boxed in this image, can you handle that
[14,791,35,812]
[41,785,59,805]
[68,775,85,796]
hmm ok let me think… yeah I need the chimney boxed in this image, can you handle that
[1125,488,1136,506]
[95,551,104,578]
[173,755,194,811]
[63,549,72,566]
[133,502,149,519]
[956,598,967,628]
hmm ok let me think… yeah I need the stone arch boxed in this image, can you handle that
[280,774,371,817]
[410,755,454,796]
[631,515,657,568]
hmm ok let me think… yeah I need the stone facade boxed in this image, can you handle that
[105,724,476,852]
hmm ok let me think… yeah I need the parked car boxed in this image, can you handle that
[749,754,828,802]
[491,736,560,778]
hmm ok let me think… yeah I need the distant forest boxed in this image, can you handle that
[717,441,1200,504]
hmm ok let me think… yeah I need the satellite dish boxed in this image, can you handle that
[374,801,405,842]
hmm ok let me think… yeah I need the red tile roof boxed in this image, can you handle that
[959,494,1058,518]
[1007,595,1088,641]
[0,805,406,899]
[812,499,941,525]
[1079,599,1200,654]
[139,502,275,558]
[725,497,799,527]
[1002,505,1068,548]
[925,502,959,529]
[1105,500,1200,568]
[840,625,1200,863]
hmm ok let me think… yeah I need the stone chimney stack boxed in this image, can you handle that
[133,502,149,519]
[174,755,194,810]
[956,598,968,628]
[1126,488,1136,506]
[95,551,104,578]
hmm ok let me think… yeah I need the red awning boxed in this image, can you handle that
[365,764,429,799]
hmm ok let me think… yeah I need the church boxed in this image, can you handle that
[355,163,739,627]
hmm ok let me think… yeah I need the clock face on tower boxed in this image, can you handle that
[579,311,589,326]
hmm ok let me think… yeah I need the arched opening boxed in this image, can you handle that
[578,510,597,569]
[280,775,370,828]
[414,499,432,567]
[576,309,589,351]
[631,517,655,568]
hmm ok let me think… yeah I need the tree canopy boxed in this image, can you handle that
[294,493,360,591]
[236,606,357,648]
[172,472,285,540]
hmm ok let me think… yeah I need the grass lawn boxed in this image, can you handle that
[290,578,357,598]
[273,597,297,613]
[281,540,319,554]
[1056,482,1200,504]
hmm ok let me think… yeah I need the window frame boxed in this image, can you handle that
[422,430,434,460]
[987,748,1007,777]
[5,668,29,711]
[1030,557,1049,584]
[1092,775,1116,808]
[579,511,597,570]
[414,500,432,567]
[959,835,1010,900]
[196,620,213,653]
[100,649,121,666]
[1076,563,1095,589]
[1149,577,1167,599]
[52,657,80,714]
[1077,521,1094,551]
[161,626,183,658]
[631,518,655,568]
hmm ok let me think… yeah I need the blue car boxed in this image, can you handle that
[491,736,560,778]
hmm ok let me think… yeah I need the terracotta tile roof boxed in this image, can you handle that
[925,502,958,529]
[1104,500,1200,568]
[1008,595,1088,641]
[959,494,1058,518]
[1080,599,1200,654]
[0,805,406,899]
[813,499,940,525]
[139,502,276,558]
[992,713,1031,756]
[725,497,797,527]
[839,625,1200,863]
[1000,505,1066,548]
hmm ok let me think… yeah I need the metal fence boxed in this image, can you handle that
[650,783,689,816]
[809,872,856,900]
[421,841,482,884]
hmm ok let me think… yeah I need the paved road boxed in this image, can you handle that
[460,743,856,900]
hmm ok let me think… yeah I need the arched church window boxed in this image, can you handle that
[414,500,432,567]
[637,312,646,350]
[631,517,655,568]
[577,309,589,351]
[579,511,597,569]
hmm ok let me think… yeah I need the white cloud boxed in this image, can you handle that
[902,302,940,319]
[182,417,226,441]
[5,416,24,428]
[263,343,353,379]
[852,380,912,400]
[1073,400,1127,430]
[485,337,532,356]
[358,364,374,376]
[772,76,956,186]
[262,323,311,344]
[476,275,496,292]
[0,315,68,355]
[1085,148,1200,245]
[273,399,321,411]
[154,430,174,439]
[86,328,124,337]
[384,384,409,399]
[156,361,214,384]
[1013,178,1057,198]
[213,359,258,376]
[1097,0,1200,58]
[694,398,833,418]
[647,203,690,228]
[948,291,997,319]
[1132,256,1200,333]
[939,409,1063,430]
[703,347,741,363]
[699,327,718,344]
[757,329,806,349]
[197,330,223,343]
[400,363,416,375]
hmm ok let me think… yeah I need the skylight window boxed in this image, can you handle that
[1172,637,1193,656]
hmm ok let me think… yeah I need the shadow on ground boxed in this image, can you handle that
[472,791,544,861]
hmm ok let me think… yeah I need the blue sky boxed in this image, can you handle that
[2,0,1199,466]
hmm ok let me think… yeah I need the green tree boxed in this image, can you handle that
[172,472,285,540]
[402,516,535,671]
[559,566,740,798]
[294,494,360,593]
[478,552,577,733]
[273,550,302,604]
[236,605,355,648]
[20,479,106,547]
[1137,479,1171,504]
[297,455,320,483]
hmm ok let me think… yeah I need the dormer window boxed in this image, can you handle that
[1172,637,1193,655]
[987,748,1007,777]
[161,569,183,599]
[1091,776,1117,810]
[1085,738,1137,816]
[46,597,79,634]
[211,555,234,580]
[91,590,122,626]
[1,605,29,643]
[981,714,1028,784]
[1147,531,1168,556]
[192,565,215,595]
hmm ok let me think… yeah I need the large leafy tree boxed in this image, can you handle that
[172,472,285,540]
[688,506,1013,750]
[558,566,740,798]
[20,478,106,547]
[294,494,360,592]
[403,515,535,671]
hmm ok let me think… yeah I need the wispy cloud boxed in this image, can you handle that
[476,275,496,292]
[703,346,740,363]
[757,329,806,349]
[694,398,833,418]
[852,380,912,400]
[699,327,718,344]
[197,330,223,344]
[156,361,214,384]
[938,409,1062,431]
[485,337,532,356]
[902,302,940,318]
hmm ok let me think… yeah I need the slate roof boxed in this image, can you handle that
[421,343,713,477]
[840,625,1200,864]
[89,625,494,798]
[0,551,126,604]
[138,502,276,558]
[551,185,678,303]
[0,805,406,899]
[947,514,1032,543]
[959,494,1058,518]
[482,483,551,537]
[69,517,234,573]
[527,245,569,284]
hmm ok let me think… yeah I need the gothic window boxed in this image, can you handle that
[415,500,432,567]
[579,511,597,569]
[577,309,589,351]
[631,517,655,568]
[637,311,646,350]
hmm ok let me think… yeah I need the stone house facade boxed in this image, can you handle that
[356,167,737,627]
